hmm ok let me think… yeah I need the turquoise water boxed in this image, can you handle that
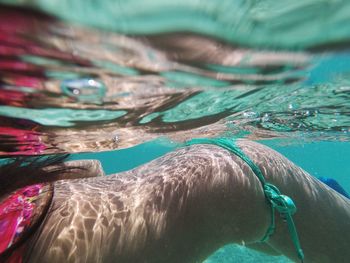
[0,1,349,262]
[70,138,176,174]
[4,0,350,49]
[263,139,350,192]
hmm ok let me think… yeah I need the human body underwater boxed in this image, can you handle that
[0,139,350,263]
[0,0,350,263]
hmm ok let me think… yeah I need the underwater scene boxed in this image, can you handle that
[0,1,349,262]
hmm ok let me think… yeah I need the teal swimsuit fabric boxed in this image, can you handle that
[185,138,304,262]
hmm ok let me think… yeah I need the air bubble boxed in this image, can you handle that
[61,78,107,103]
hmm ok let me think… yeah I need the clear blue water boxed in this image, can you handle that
[263,140,350,193]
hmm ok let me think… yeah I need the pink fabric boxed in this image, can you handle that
[0,184,42,255]
[0,209,21,253]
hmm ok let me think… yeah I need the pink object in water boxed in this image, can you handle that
[0,184,43,255]
[0,127,46,155]
[10,76,44,89]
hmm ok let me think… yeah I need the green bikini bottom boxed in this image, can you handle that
[186,138,304,262]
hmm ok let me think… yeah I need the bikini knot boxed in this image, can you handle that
[264,183,297,216]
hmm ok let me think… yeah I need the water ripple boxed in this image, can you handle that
[0,6,349,155]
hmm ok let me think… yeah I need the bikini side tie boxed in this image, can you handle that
[186,138,304,262]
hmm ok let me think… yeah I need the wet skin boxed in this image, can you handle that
[24,140,350,263]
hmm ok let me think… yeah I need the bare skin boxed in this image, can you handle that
[23,139,350,263]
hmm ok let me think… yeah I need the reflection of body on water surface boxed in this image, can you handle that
[0,6,319,156]
[1,5,349,157]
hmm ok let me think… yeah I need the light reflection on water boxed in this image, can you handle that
[0,6,349,156]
